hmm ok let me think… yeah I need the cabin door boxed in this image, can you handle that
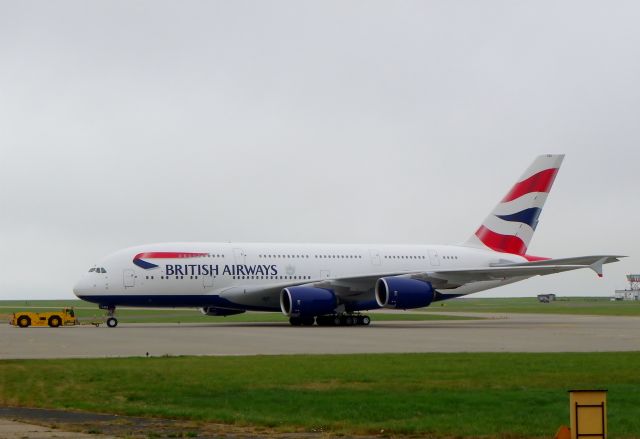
[369,249,381,265]
[428,249,440,266]
[233,248,246,264]
[123,269,135,288]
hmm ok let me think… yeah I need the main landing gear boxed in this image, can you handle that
[100,305,118,328]
[289,314,371,327]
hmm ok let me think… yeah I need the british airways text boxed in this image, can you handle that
[164,264,278,276]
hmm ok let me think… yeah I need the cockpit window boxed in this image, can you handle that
[88,268,96,272]
[99,267,107,273]
[89,267,107,273]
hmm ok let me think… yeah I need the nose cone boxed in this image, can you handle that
[73,276,91,298]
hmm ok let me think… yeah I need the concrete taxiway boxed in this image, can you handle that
[1,312,639,359]
[0,418,117,439]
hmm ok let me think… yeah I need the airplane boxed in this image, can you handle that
[73,154,623,327]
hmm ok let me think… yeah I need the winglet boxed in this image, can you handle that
[589,257,608,278]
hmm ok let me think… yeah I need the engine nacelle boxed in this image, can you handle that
[199,307,246,317]
[375,277,435,309]
[280,287,337,317]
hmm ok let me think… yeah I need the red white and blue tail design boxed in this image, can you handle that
[463,154,565,255]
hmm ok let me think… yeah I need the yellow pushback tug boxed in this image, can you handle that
[10,308,79,328]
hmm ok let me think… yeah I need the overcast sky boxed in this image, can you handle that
[1,1,639,300]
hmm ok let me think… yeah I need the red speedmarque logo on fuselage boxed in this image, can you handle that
[132,252,208,269]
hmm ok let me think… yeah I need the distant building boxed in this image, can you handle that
[613,274,640,301]
[614,290,640,301]
[537,293,556,303]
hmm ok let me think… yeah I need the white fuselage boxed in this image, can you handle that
[73,242,526,312]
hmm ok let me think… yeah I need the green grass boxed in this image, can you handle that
[1,353,639,438]
[3,296,640,323]
[0,299,85,309]
[426,296,640,316]
[0,300,475,324]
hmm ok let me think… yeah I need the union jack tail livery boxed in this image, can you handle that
[464,154,565,256]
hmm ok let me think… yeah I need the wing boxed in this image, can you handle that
[325,254,625,290]
[219,255,625,308]
[314,264,593,293]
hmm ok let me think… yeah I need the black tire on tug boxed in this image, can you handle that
[106,317,118,328]
[17,316,30,328]
[48,316,61,328]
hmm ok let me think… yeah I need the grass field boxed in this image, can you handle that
[426,296,640,316]
[1,353,639,438]
[2,296,640,324]
[0,300,475,324]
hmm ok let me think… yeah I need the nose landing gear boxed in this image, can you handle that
[100,305,118,328]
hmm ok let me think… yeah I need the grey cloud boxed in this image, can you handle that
[1,1,638,299]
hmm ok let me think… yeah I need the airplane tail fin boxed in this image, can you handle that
[463,154,565,255]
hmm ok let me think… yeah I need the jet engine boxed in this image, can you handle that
[375,277,435,309]
[280,287,337,317]
[199,307,246,316]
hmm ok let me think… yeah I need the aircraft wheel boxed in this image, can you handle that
[48,316,62,328]
[17,316,31,328]
[289,317,303,326]
[106,317,118,328]
[333,316,342,326]
[344,315,354,326]
[361,315,371,326]
[302,316,315,326]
